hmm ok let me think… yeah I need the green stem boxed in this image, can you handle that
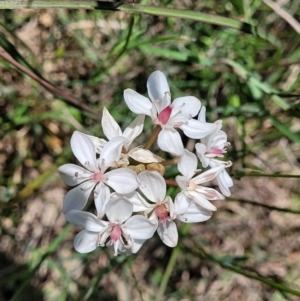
[234,169,300,179]
[0,2,279,46]
[155,224,190,301]
[155,245,180,301]
[144,125,161,150]
[0,1,252,33]
[196,244,300,297]
[228,198,300,214]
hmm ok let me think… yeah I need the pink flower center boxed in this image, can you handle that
[92,172,103,181]
[155,204,169,221]
[110,224,122,242]
[206,148,225,155]
[158,105,172,125]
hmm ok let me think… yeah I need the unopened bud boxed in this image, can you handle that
[128,164,146,174]
[146,163,165,176]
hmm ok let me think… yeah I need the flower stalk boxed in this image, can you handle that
[144,124,161,150]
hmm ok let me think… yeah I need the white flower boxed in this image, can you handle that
[66,198,155,255]
[132,170,178,247]
[124,71,216,156]
[103,107,164,165]
[58,131,140,213]
[195,110,233,196]
[175,149,227,213]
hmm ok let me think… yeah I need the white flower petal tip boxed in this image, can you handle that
[157,221,178,247]
[124,89,153,115]
[147,71,171,106]
[157,128,184,156]
[176,203,213,223]
[180,119,217,139]
[74,230,98,253]
[102,107,122,140]
[71,131,98,172]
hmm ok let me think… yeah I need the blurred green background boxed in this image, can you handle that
[0,1,300,300]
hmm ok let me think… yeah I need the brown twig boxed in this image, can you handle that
[0,50,100,117]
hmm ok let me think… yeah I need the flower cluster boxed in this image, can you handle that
[59,71,233,256]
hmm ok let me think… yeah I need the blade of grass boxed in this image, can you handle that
[192,243,300,297]
[0,1,279,46]
[221,58,291,110]
[228,198,300,214]
[269,115,300,144]
[234,169,300,179]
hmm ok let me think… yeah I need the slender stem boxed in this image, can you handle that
[155,224,190,301]
[155,246,180,301]
[0,51,100,117]
[165,179,178,187]
[234,169,300,178]
[228,198,300,214]
[160,158,179,167]
[144,125,161,150]
[195,244,300,297]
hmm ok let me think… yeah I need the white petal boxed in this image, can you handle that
[180,119,216,139]
[187,191,217,211]
[112,191,154,212]
[105,199,133,224]
[192,164,226,184]
[102,107,122,140]
[195,187,225,200]
[157,221,178,247]
[174,192,190,215]
[175,175,189,191]
[172,96,201,117]
[63,181,95,213]
[177,149,197,179]
[87,135,107,154]
[131,239,148,254]
[58,164,92,186]
[104,168,140,194]
[165,196,176,219]
[195,143,209,168]
[198,105,206,122]
[128,147,164,163]
[71,131,98,172]
[147,70,171,112]
[94,183,110,218]
[100,136,126,172]
[122,115,145,148]
[73,230,98,253]
[176,203,212,223]
[124,89,154,116]
[124,215,156,239]
[66,210,104,232]
[138,171,166,203]
[216,169,233,197]
[157,128,184,156]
